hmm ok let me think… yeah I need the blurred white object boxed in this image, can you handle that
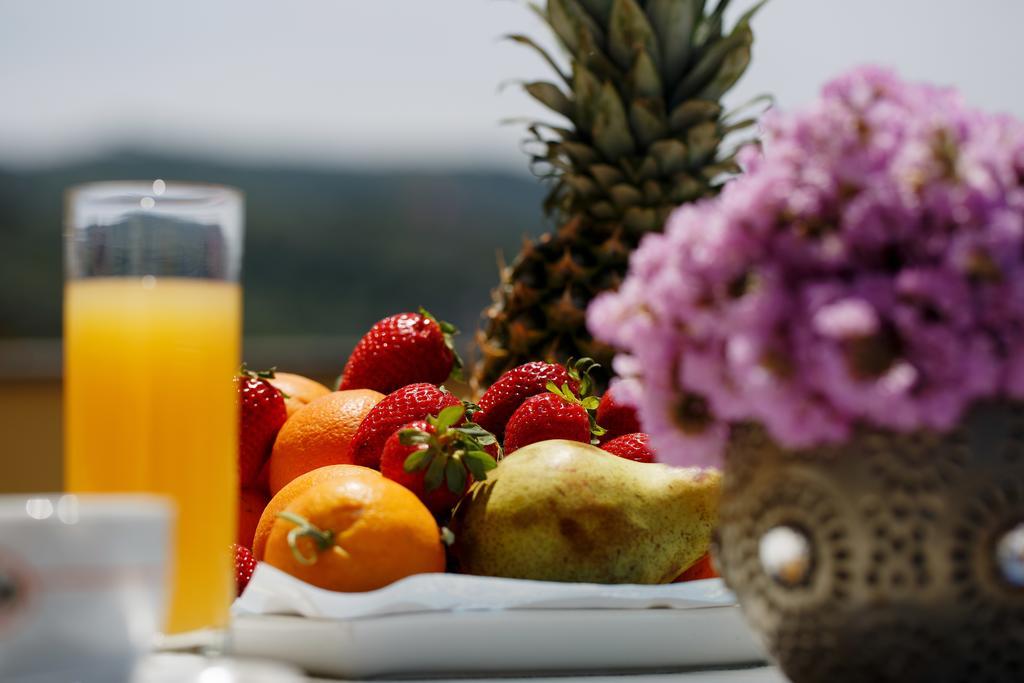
[0,494,173,683]
[230,565,764,678]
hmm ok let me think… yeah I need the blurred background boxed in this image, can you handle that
[3,0,1022,492]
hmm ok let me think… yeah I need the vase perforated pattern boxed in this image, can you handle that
[716,403,1024,683]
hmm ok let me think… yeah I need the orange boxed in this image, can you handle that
[269,372,333,417]
[268,389,384,496]
[253,464,381,560]
[264,475,445,592]
[238,488,270,549]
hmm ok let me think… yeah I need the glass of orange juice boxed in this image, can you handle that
[64,181,242,635]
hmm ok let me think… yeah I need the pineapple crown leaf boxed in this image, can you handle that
[525,81,575,120]
[400,409,501,493]
[695,0,731,49]
[516,0,766,199]
[548,0,606,58]
[607,0,659,74]
[646,0,699,85]
[735,0,771,31]
[695,30,753,102]
[671,11,756,105]
[578,0,612,24]
[505,33,571,87]
[418,307,465,382]
[721,93,774,129]
[578,28,622,86]
[631,99,668,148]
[476,0,770,394]
[627,50,664,101]
[593,81,636,160]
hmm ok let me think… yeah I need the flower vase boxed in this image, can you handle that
[715,402,1024,683]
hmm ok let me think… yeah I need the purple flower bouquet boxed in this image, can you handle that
[589,67,1024,683]
[589,66,1024,467]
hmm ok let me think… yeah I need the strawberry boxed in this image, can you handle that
[238,488,269,548]
[253,458,271,495]
[596,385,641,441]
[350,383,463,469]
[379,406,499,517]
[503,382,605,454]
[600,432,656,463]
[233,543,258,596]
[237,366,288,488]
[473,360,592,440]
[338,309,461,395]
[673,553,719,582]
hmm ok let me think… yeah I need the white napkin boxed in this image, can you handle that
[233,564,735,620]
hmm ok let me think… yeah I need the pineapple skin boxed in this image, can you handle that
[474,0,765,391]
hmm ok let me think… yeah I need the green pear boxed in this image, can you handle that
[450,439,721,584]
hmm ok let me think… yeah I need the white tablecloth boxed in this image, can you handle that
[138,654,787,683]
[310,671,789,683]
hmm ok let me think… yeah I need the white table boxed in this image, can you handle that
[310,671,789,683]
[139,654,787,682]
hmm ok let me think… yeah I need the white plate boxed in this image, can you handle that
[230,607,764,679]
[228,567,766,679]
[230,600,764,676]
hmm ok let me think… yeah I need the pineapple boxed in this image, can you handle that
[475,0,766,390]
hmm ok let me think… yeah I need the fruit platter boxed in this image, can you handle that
[227,307,756,677]
[219,3,769,663]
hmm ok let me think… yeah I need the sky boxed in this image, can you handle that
[1,0,1022,171]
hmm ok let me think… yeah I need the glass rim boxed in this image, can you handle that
[66,180,243,208]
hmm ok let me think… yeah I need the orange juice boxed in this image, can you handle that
[64,276,240,633]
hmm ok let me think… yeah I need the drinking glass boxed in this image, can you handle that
[64,181,243,634]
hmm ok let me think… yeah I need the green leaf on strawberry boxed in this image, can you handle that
[424,455,447,491]
[445,458,467,493]
[399,430,433,447]
[462,450,498,481]
[543,379,607,444]
[381,405,501,520]
[566,357,600,398]
[403,447,433,472]
[419,307,464,382]
[433,404,466,431]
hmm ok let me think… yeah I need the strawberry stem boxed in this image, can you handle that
[545,379,607,443]
[238,363,290,398]
[239,363,277,380]
[567,357,600,397]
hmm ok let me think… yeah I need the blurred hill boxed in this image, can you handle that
[0,152,548,370]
